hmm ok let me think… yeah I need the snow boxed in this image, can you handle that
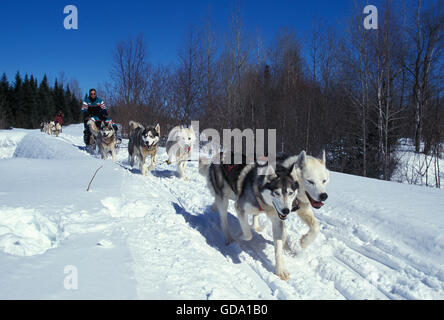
[393,138,444,189]
[0,124,443,300]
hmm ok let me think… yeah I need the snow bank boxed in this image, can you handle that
[0,129,29,159]
[13,131,89,160]
[0,207,63,256]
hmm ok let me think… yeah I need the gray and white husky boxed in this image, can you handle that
[277,150,330,249]
[128,120,160,175]
[166,125,196,180]
[199,152,299,280]
[87,120,118,162]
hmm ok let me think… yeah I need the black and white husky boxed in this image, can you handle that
[128,120,160,175]
[88,120,118,162]
[199,152,299,280]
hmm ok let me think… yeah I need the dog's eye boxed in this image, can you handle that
[273,191,281,197]
[288,191,294,196]
[308,180,315,185]
[322,180,326,184]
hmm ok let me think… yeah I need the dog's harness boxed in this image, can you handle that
[256,197,264,211]
[291,200,300,212]
[226,164,236,172]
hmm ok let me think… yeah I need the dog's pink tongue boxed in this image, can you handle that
[310,198,324,209]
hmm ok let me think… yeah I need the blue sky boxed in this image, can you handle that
[0,0,357,97]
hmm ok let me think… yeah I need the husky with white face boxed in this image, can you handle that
[166,125,196,180]
[128,120,160,176]
[95,121,118,162]
[280,150,330,249]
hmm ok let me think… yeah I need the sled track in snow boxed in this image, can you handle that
[157,167,349,300]
[316,208,444,300]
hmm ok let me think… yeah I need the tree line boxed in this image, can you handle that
[0,72,82,129]
[1,1,442,186]
[104,0,443,184]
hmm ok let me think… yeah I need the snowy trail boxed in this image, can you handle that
[1,125,443,299]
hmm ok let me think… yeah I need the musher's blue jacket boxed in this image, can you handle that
[82,96,107,119]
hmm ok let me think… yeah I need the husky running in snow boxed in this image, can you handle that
[275,150,330,249]
[128,120,160,176]
[87,119,118,162]
[199,152,299,280]
[52,122,62,137]
[166,125,196,180]
[42,121,55,136]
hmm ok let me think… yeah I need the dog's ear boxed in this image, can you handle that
[155,123,160,134]
[262,164,278,184]
[297,150,306,168]
[289,163,301,182]
[320,149,326,165]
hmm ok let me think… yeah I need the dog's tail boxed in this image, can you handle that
[198,156,212,177]
[129,120,143,133]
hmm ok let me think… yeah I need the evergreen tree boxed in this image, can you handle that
[38,75,55,122]
[0,73,12,128]
[0,72,83,128]
[52,79,66,122]
[71,92,81,123]
[22,75,38,128]
[13,72,25,128]
[63,86,73,124]
[30,75,39,127]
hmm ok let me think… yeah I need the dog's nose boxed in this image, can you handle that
[282,208,290,215]
[319,193,328,201]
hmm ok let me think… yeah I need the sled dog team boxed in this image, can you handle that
[41,121,62,137]
[88,119,330,281]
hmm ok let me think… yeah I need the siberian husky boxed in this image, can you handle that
[277,150,330,249]
[128,120,160,175]
[53,122,62,137]
[199,152,299,280]
[88,120,118,161]
[166,125,196,180]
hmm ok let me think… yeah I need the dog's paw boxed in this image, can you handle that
[237,231,253,241]
[276,268,290,281]
[284,239,298,256]
[239,232,252,241]
[300,234,313,249]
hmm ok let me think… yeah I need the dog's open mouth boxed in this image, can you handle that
[277,212,288,221]
[306,191,324,209]
[272,202,288,221]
